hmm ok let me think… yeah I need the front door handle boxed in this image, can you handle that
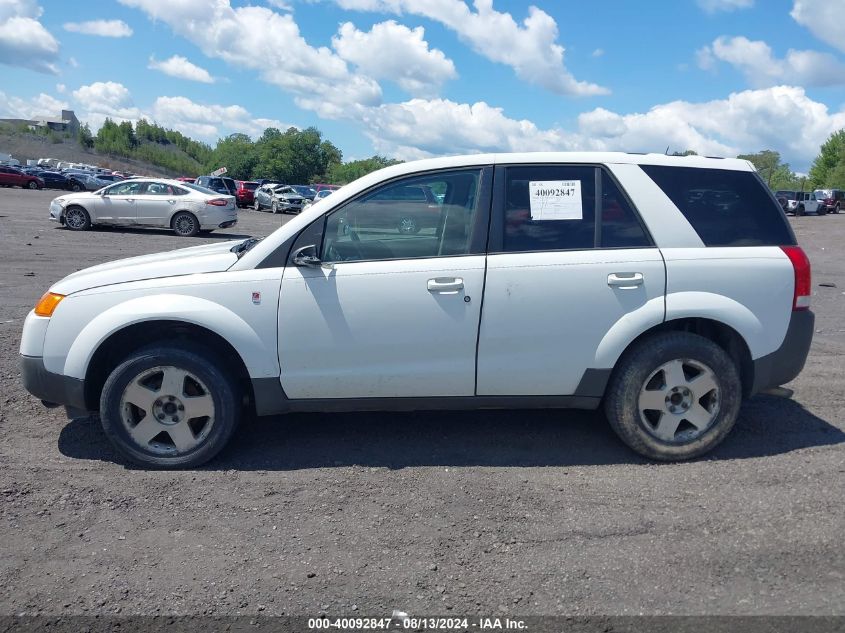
[126,198,135,203]
[427,277,464,293]
[607,272,644,289]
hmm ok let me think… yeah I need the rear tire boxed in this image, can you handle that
[64,206,91,231]
[27,180,38,190]
[99,344,240,469]
[171,211,200,237]
[796,205,805,216]
[603,332,741,461]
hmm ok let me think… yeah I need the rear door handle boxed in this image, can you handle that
[427,277,464,293]
[607,272,644,289]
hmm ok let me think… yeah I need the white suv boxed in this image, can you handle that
[20,153,814,468]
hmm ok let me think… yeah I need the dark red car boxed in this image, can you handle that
[0,166,44,189]
[236,180,259,208]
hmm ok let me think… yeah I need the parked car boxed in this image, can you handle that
[20,153,814,468]
[312,183,340,193]
[253,184,306,213]
[343,182,441,234]
[33,171,73,190]
[195,175,238,197]
[814,189,843,214]
[302,187,336,210]
[47,178,237,236]
[176,177,196,183]
[235,180,259,208]
[289,185,317,201]
[0,166,43,189]
[775,190,825,216]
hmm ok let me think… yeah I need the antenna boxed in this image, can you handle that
[665,146,670,155]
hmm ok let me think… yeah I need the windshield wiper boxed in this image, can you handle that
[231,237,261,258]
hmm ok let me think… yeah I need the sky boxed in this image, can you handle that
[1,0,844,170]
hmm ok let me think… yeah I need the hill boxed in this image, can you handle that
[0,124,203,177]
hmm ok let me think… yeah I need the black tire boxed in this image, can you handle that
[254,199,260,211]
[603,331,742,461]
[271,201,279,214]
[64,205,91,231]
[171,211,200,237]
[99,344,241,469]
[835,204,840,214]
[27,180,39,190]
[818,206,827,215]
[796,205,805,216]
[70,182,82,192]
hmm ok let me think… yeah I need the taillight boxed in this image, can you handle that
[781,246,811,311]
[206,198,228,206]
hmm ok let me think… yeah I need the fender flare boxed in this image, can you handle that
[63,294,279,380]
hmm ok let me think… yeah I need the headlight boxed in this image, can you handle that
[34,292,65,317]
[55,198,65,204]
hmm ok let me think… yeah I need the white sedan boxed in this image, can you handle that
[49,178,238,237]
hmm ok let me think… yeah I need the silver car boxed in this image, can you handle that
[49,178,238,237]
[253,184,306,214]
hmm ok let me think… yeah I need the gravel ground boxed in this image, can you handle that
[0,188,843,617]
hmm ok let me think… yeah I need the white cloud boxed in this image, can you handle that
[332,20,456,96]
[592,48,604,58]
[697,0,754,13]
[148,55,215,83]
[267,0,293,10]
[0,0,59,73]
[151,95,288,139]
[791,0,845,54]
[0,90,68,119]
[118,0,382,119]
[72,81,144,129]
[56,83,66,93]
[63,19,133,37]
[334,0,608,97]
[362,87,845,169]
[697,36,845,87]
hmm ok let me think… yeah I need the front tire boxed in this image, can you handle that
[171,211,200,237]
[64,206,91,231]
[99,345,240,469]
[603,332,741,461]
[254,200,260,211]
[27,180,38,190]
[796,205,805,216]
[271,201,279,214]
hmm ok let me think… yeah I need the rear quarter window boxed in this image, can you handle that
[642,166,795,246]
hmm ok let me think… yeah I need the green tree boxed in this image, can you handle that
[252,126,342,183]
[205,133,258,179]
[737,150,800,190]
[809,130,845,188]
[326,155,402,184]
[78,123,94,149]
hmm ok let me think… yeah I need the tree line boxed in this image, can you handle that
[86,117,400,184]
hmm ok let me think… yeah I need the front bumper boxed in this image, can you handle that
[751,310,815,395]
[20,354,88,412]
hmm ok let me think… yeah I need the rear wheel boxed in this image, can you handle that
[171,211,200,237]
[796,205,805,216]
[64,206,91,231]
[27,180,39,190]
[70,182,82,192]
[603,332,741,461]
[99,345,240,468]
[254,199,260,211]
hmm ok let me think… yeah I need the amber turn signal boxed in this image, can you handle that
[34,292,65,317]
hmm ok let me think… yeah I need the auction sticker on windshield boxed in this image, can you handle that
[529,180,582,220]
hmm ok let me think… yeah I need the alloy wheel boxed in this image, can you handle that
[119,365,215,456]
[637,358,720,443]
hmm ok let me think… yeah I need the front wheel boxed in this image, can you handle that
[171,211,200,237]
[27,180,39,190]
[64,206,91,231]
[99,345,240,468]
[603,332,741,461]
[271,202,279,214]
[254,200,260,211]
[796,205,805,216]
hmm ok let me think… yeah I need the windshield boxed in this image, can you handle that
[815,189,832,198]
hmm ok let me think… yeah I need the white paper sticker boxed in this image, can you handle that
[529,180,583,220]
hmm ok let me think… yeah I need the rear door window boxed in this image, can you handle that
[641,166,795,246]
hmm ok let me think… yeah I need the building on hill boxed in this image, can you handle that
[0,109,80,135]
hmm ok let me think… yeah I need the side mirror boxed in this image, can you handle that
[292,244,321,267]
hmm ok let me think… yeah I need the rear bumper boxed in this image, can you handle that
[751,310,814,395]
[20,354,88,412]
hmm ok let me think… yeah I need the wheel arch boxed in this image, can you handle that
[82,319,255,413]
[609,317,755,398]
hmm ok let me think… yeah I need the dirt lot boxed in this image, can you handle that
[0,187,843,617]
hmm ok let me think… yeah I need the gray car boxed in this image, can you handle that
[253,184,306,214]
